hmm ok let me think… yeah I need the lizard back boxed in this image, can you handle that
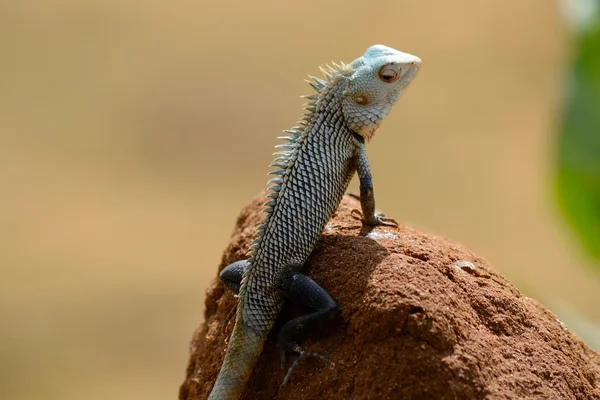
[240,65,357,333]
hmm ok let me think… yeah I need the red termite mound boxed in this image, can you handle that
[180,194,600,400]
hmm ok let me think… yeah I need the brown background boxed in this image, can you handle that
[1,1,599,400]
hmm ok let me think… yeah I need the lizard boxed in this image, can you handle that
[208,44,421,400]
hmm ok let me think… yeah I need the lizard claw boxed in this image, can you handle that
[281,345,334,387]
[368,213,399,228]
[350,208,364,221]
[352,209,399,228]
[279,347,287,370]
[220,303,238,331]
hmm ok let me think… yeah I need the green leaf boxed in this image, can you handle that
[556,19,600,264]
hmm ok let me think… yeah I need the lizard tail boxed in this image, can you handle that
[207,316,266,400]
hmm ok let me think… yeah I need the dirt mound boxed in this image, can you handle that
[180,194,600,399]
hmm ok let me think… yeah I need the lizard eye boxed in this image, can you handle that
[353,93,370,105]
[378,64,401,83]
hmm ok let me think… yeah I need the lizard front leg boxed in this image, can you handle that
[353,140,399,227]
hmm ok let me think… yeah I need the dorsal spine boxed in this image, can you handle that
[245,62,352,261]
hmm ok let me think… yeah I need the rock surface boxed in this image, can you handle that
[180,194,600,400]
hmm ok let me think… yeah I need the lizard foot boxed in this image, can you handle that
[369,213,399,228]
[280,345,334,387]
[351,209,399,228]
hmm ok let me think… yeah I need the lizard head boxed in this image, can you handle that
[341,44,421,142]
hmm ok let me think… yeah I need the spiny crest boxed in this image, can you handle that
[246,130,303,258]
[245,60,352,259]
[305,60,351,93]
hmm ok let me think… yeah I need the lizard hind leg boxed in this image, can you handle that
[278,269,339,386]
[219,259,248,294]
[218,260,248,329]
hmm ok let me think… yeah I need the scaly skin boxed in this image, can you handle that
[208,44,421,400]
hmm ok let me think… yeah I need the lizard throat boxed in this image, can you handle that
[364,125,380,142]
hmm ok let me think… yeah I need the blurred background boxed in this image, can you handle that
[1,1,599,399]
